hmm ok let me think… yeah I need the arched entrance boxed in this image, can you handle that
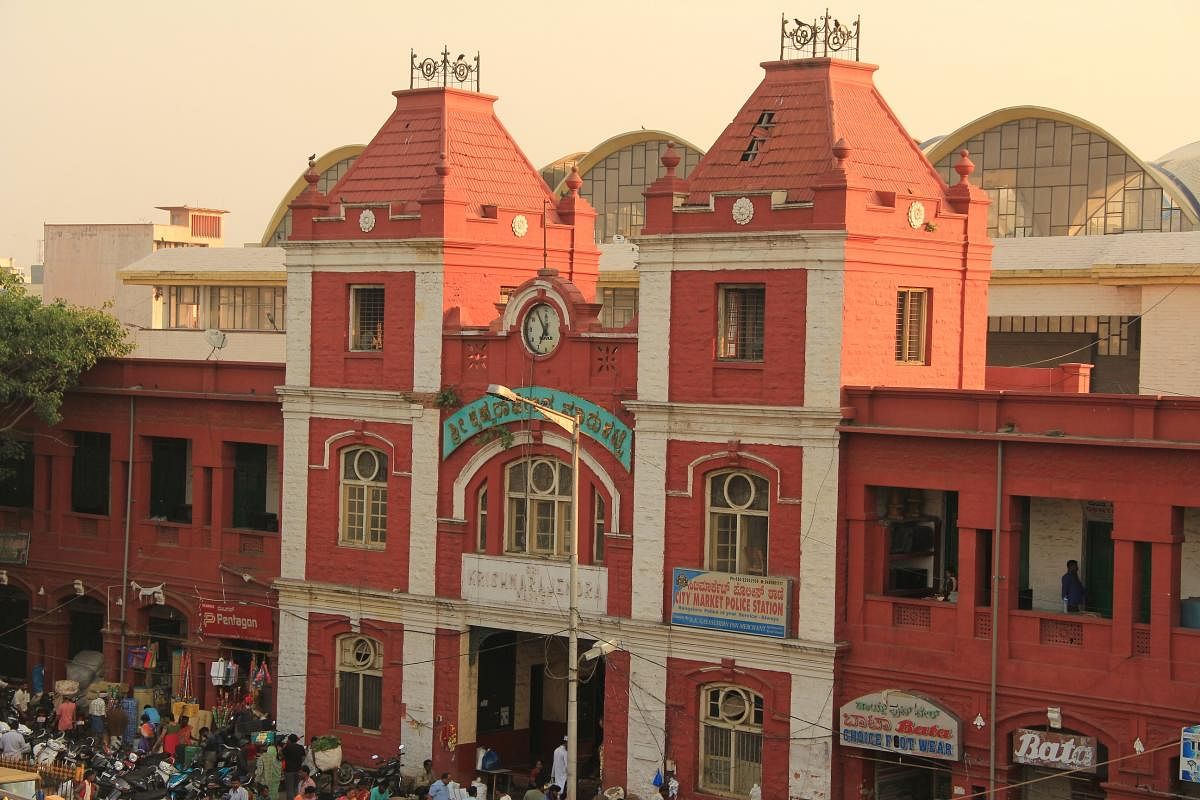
[1011,726,1107,800]
[66,596,105,658]
[0,587,29,679]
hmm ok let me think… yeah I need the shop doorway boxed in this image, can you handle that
[477,632,517,735]
[873,757,951,800]
[145,605,188,697]
[1084,521,1114,618]
[0,588,28,679]
[67,596,105,658]
[1013,729,1107,800]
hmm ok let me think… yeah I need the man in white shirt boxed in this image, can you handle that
[88,696,107,734]
[471,776,488,800]
[227,777,249,800]
[551,738,568,799]
[11,684,29,716]
[0,727,29,757]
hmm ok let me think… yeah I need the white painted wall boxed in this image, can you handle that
[127,329,285,362]
[1028,498,1084,613]
[1138,285,1200,396]
[987,283,1140,317]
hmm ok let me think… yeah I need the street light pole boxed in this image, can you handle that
[486,385,580,800]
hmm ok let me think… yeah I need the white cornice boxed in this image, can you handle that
[275,578,840,677]
[284,239,448,273]
[625,400,845,446]
[277,385,427,423]
[635,231,847,273]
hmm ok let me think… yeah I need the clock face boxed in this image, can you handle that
[522,303,562,356]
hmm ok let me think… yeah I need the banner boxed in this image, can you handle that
[442,386,632,470]
[839,690,961,761]
[0,532,30,565]
[199,600,273,643]
[670,568,791,638]
[1181,726,1200,783]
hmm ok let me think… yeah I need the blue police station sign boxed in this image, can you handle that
[670,567,791,638]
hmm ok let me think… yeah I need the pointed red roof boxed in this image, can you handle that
[685,58,948,204]
[328,87,556,216]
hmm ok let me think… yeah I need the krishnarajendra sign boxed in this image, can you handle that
[670,568,791,638]
[442,386,631,470]
[839,690,961,761]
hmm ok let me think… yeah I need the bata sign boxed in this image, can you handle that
[839,691,960,761]
[1012,729,1097,772]
[199,601,273,643]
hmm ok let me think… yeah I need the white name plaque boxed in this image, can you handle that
[461,553,608,615]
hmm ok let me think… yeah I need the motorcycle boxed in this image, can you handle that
[360,744,405,795]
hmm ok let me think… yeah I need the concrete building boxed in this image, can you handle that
[43,205,226,326]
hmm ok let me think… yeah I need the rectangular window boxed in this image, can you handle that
[232,443,278,531]
[895,288,929,363]
[340,449,388,547]
[600,287,639,328]
[717,286,765,361]
[148,437,191,524]
[71,432,110,516]
[594,489,606,563]
[0,442,34,509]
[211,287,286,331]
[167,286,201,329]
[350,286,385,351]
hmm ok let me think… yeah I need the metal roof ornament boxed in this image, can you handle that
[410,47,480,91]
[781,9,860,61]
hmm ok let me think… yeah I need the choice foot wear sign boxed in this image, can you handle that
[839,691,961,761]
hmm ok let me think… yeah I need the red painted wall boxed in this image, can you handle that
[304,417,414,594]
[662,441,804,631]
[668,270,807,405]
[310,272,416,391]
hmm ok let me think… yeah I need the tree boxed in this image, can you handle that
[0,270,133,472]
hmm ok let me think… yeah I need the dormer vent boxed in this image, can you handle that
[741,137,767,162]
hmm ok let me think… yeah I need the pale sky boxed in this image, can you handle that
[2,0,1198,267]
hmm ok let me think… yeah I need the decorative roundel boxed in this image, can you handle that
[359,208,376,233]
[511,214,529,238]
[732,196,755,225]
[906,201,926,229]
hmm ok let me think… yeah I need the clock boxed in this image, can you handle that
[522,302,562,356]
[512,214,529,238]
[906,201,926,229]
[359,208,376,233]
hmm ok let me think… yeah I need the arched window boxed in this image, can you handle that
[506,457,573,555]
[707,471,769,575]
[476,483,488,553]
[700,684,764,797]
[336,635,382,730]
[341,448,388,547]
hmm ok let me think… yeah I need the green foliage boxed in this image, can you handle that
[435,385,461,409]
[475,425,515,450]
[0,271,132,464]
[310,735,341,752]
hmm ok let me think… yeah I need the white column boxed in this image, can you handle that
[624,645,667,800]
[412,270,445,394]
[798,435,840,644]
[280,409,310,580]
[635,269,671,403]
[275,603,309,736]
[787,673,834,800]
[402,623,436,772]
[802,267,844,409]
[408,412,440,596]
[630,430,667,622]
[285,266,313,387]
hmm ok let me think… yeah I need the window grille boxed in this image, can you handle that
[167,286,201,329]
[350,286,385,351]
[718,286,765,361]
[211,287,286,331]
[700,685,764,797]
[594,489,606,563]
[600,287,639,328]
[895,289,928,363]
[477,484,488,553]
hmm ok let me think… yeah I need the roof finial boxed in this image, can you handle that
[832,137,851,167]
[661,141,681,176]
[565,164,583,195]
[954,148,975,185]
[303,153,319,186]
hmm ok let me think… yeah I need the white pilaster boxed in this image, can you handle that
[787,674,834,800]
[629,430,667,622]
[285,265,313,387]
[280,409,310,580]
[402,623,436,770]
[635,270,671,403]
[624,646,667,800]
[275,604,309,737]
[408,412,440,596]
[798,434,840,644]
[802,266,845,409]
[413,270,445,394]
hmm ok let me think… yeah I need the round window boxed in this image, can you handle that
[530,460,557,494]
[719,689,748,723]
[351,638,376,668]
[723,473,756,509]
[353,449,382,482]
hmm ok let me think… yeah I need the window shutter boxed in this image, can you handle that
[906,291,925,361]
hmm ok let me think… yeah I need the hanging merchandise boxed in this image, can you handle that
[210,659,227,686]
[127,647,149,669]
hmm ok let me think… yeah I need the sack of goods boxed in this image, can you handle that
[54,680,80,697]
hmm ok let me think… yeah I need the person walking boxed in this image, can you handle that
[229,777,250,800]
[254,742,282,800]
[119,690,139,744]
[280,735,305,800]
[104,702,128,750]
[56,695,77,735]
[87,695,106,735]
[551,739,568,799]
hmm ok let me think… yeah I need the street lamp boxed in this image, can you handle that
[486,384,581,800]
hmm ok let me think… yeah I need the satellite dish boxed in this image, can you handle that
[204,329,227,349]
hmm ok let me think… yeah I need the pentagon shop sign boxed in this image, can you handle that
[1013,729,1097,773]
[839,690,960,761]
